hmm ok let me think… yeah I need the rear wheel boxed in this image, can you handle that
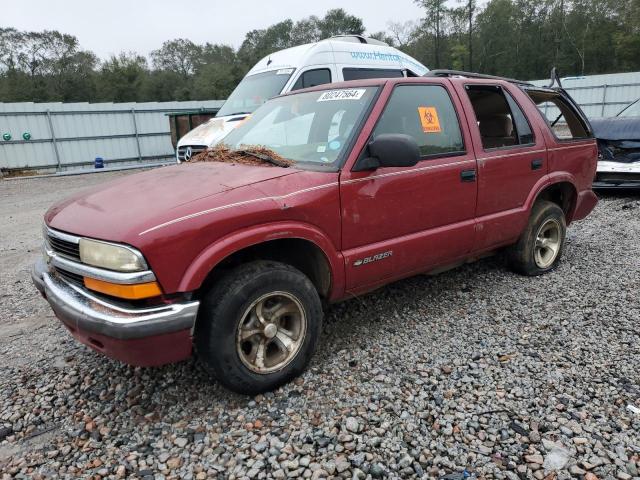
[195,261,323,395]
[508,200,566,276]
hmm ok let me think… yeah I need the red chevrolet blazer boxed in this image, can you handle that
[33,71,598,394]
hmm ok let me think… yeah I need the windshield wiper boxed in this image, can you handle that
[235,149,292,168]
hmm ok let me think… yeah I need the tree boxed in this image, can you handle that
[317,8,365,38]
[96,53,149,102]
[2,5,640,103]
[237,20,294,67]
[387,21,418,48]
[415,0,450,68]
[290,16,322,45]
[151,39,202,77]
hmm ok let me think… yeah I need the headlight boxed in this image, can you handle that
[79,239,147,272]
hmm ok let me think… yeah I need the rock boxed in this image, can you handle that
[174,437,188,448]
[570,465,586,475]
[253,441,268,453]
[398,454,413,469]
[525,454,545,465]
[336,460,350,473]
[0,426,13,441]
[370,464,385,478]
[322,461,336,475]
[543,447,571,471]
[166,457,182,469]
[345,417,360,433]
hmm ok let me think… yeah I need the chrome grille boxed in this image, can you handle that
[54,266,84,288]
[47,235,81,261]
[177,145,206,162]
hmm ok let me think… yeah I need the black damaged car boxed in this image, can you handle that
[591,98,640,188]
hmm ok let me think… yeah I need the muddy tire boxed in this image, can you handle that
[195,261,323,395]
[508,200,566,276]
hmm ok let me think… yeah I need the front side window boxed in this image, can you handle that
[291,69,332,91]
[223,87,378,169]
[343,68,404,81]
[372,84,465,157]
[217,69,294,117]
[525,89,590,140]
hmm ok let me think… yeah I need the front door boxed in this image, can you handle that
[340,82,478,293]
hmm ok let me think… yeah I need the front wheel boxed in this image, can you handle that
[508,200,567,276]
[195,261,323,395]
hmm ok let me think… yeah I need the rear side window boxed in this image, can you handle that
[291,69,331,91]
[525,89,590,140]
[465,85,535,150]
[372,84,465,157]
[343,68,404,81]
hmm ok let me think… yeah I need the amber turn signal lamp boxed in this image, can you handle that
[83,277,162,300]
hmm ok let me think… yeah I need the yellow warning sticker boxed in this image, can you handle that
[418,106,442,133]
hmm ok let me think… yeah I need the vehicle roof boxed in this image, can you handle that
[247,37,428,77]
[279,75,527,97]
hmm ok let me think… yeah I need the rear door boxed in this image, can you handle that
[523,87,597,193]
[453,82,549,251]
[340,81,478,292]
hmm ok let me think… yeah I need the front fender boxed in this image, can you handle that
[178,221,345,300]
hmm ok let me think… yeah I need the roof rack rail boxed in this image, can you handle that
[327,35,388,46]
[424,69,534,87]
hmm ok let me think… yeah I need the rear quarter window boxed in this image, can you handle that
[525,89,591,140]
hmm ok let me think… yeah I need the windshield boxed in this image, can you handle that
[216,69,294,117]
[222,87,378,169]
[618,98,640,117]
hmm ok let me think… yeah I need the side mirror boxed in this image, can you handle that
[354,134,420,171]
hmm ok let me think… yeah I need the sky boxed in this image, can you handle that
[3,0,427,59]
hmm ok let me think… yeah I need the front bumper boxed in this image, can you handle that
[594,161,640,188]
[32,257,199,366]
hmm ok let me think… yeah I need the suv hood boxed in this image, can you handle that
[178,115,248,148]
[45,162,298,242]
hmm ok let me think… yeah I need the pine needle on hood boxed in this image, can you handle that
[187,144,294,168]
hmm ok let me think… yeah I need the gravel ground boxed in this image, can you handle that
[0,172,638,480]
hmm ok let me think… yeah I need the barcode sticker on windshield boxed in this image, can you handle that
[317,89,366,102]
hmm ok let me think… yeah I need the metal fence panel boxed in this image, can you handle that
[0,100,223,172]
[530,71,640,119]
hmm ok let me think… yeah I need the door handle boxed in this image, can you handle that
[460,169,476,182]
[531,158,543,170]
